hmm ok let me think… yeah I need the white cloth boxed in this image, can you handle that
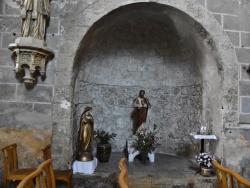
[190,132,217,140]
[72,157,98,174]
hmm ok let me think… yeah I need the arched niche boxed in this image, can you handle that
[52,0,238,168]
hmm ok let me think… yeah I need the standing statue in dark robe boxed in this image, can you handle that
[132,90,151,133]
[77,106,94,162]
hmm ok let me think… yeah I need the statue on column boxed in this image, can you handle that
[77,106,95,162]
[9,0,54,85]
[20,0,34,37]
[33,0,50,40]
[20,0,50,40]
[132,90,151,134]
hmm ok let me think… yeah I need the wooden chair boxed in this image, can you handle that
[41,145,72,188]
[16,159,56,188]
[1,143,36,188]
[118,157,129,188]
[212,160,250,188]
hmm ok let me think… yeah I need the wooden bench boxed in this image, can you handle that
[212,160,250,188]
[41,145,72,188]
[118,158,129,188]
[17,159,55,188]
[1,143,36,188]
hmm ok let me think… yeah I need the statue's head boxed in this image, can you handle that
[139,90,145,98]
[83,106,92,115]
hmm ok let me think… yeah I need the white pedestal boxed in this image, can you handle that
[126,139,155,162]
[72,157,98,174]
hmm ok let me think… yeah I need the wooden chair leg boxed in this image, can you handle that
[10,180,16,188]
[3,179,7,188]
[68,179,72,188]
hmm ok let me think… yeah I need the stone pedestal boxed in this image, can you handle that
[72,157,98,174]
[9,37,54,84]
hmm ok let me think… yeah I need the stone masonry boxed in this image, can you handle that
[73,7,203,160]
[0,0,250,184]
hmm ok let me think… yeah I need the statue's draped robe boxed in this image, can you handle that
[20,0,50,39]
[77,114,94,153]
[21,0,33,37]
[133,97,151,132]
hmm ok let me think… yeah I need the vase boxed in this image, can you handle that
[140,151,148,164]
[97,139,111,162]
[201,166,212,176]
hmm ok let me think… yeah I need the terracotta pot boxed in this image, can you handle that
[201,166,212,176]
[97,140,111,163]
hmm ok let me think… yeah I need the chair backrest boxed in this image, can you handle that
[41,145,52,161]
[118,158,129,188]
[1,143,19,176]
[212,160,250,188]
[17,159,56,188]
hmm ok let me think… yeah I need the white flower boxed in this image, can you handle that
[196,152,215,167]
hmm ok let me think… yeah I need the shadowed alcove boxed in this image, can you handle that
[71,2,223,160]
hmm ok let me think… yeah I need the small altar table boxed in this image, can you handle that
[72,157,98,174]
[190,132,217,175]
[190,132,217,153]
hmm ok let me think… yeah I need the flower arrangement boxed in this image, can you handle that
[94,129,117,142]
[195,152,215,168]
[132,124,160,153]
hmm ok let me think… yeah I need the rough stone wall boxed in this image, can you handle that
[0,0,249,182]
[73,8,203,159]
[0,0,59,182]
[201,0,250,179]
[224,127,250,179]
[202,0,250,124]
[55,0,238,171]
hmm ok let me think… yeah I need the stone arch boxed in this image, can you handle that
[53,0,238,167]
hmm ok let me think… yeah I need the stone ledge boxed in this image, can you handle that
[72,152,217,188]
[225,123,250,130]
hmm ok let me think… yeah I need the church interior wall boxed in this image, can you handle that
[0,0,250,183]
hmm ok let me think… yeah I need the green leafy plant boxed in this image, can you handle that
[94,129,117,142]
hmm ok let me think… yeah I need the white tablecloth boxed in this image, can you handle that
[72,157,98,174]
[190,132,217,140]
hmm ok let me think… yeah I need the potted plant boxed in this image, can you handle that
[195,152,215,176]
[94,129,117,162]
[132,124,160,164]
